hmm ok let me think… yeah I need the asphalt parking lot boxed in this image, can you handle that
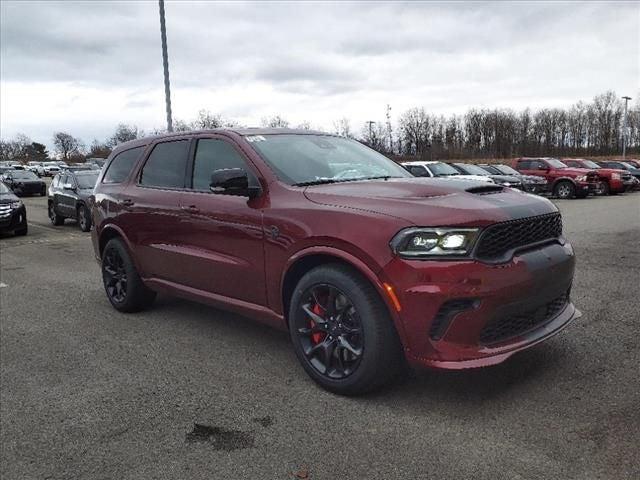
[1,191,639,479]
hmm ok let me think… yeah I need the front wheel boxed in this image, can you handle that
[594,181,610,196]
[288,264,403,395]
[49,202,64,226]
[102,238,156,312]
[14,225,28,236]
[77,204,92,232]
[554,181,575,199]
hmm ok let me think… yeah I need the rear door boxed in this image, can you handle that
[56,174,75,216]
[517,159,550,181]
[118,139,191,283]
[177,135,266,305]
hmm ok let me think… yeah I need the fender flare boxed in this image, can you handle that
[280,245,409,348]
[96,224,144,273]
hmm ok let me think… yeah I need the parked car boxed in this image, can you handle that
[512,157,598,199]
[623,159,640,169]
[42,161,61,176]
[477,164,550,194]
[26,161,45,176]
[86,158,107,169]
[91,129,580,395]
[597,161,640,181]
[561,158,633,195]
[401,160,494,182]
[0,169,46,196]
[448,163,524,189]
[48,169,100,231]
[0,181,27,236]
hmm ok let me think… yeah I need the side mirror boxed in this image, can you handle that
[210,168,262,198]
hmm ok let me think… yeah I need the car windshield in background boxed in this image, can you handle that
[494,164,520,175]
[0,182,9,194]
[547,159,568,168]
[459,164,489,176]
[429,162,460,176]
[580,160,600,169]
[11,171,38,180]
[246,134,410,185]
[76,173,99,189]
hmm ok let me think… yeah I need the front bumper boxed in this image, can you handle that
[382,241,579,369]
[0,205,27,233]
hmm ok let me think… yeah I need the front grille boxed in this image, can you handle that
[475,212,562,261]
[622,174,633,182]
[0,205,11,219]
[480,293,569,344]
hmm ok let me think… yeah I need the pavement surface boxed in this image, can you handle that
[1,190,639,479]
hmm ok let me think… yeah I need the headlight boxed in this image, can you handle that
[612,173,621,180]
[10,201,22,209]
[390,227,480,258]
[575,175,587,182]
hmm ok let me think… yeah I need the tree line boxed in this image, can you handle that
[1,90,637,164]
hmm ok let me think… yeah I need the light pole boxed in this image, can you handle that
[159,0,173,132]
[622,96,631,160]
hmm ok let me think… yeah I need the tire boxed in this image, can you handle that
[48,202,64,226]
[594,181,610,196]
[288,263,403,395]
[554,180,575,199]
[14,225,28,236]
[77,204,92,232]
[40,187,46,196]
[101,238,156,313]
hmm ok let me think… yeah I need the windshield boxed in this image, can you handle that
[75,172,99,188]
[580,160,600,169]
[0,182,9,194]
[494,164,520,175]
[547,159,568,169]
[429,162,460,176]
[11,171,38,180]
[246,134,410,185]
[457,164,489,176]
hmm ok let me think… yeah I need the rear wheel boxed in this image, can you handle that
[102,238,156,312]
[48,202,64,226]
[288,264,403,395]
[77,204,91,232]
[554,180,575,199]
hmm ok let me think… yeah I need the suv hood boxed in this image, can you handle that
[304,178,557,227]
[0,191,19,203]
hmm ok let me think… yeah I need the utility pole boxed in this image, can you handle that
[622,96,631,160]
[159,0,173,132]
[385,104,393,153]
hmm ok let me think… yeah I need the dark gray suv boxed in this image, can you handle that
[48,169,99,231]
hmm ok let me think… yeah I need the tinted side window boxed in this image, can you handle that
[517,160,530,169]
[103,147,144,183]
[140,141,190,189]
[192,139,248,191]
[409,166,428,177]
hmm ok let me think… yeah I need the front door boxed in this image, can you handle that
[177,136,266,306]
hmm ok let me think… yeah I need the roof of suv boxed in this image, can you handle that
[109,128,333,156]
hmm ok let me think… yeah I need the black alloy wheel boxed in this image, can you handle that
[295,284,364,379]
[77,205,91,232]
[103,246,128,304]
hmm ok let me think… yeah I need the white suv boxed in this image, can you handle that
[401,161,494,183]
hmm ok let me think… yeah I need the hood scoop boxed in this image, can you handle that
[465,185,504,195]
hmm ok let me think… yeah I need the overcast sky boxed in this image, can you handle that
[1,1,638,148]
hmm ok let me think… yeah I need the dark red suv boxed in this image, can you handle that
[91,129,580,394]
[512,157,598,199]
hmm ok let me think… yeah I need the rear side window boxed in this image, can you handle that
[140,140,190,189]
[517,160,530,169]
[103,147,144,184]
[192,139,248,191]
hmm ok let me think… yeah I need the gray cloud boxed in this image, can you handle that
[1,0,638,146]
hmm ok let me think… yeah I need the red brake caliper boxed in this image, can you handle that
[310,303,325,345]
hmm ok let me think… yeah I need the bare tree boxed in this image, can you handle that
[261,115,289,128]
[333,118,354,138]
[108,124,140,147]
[53,132,83,161]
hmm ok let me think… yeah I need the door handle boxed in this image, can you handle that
[121,199,134,208]
[181,205,199,213]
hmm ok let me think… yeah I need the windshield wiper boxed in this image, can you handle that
[293,178,340,187]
